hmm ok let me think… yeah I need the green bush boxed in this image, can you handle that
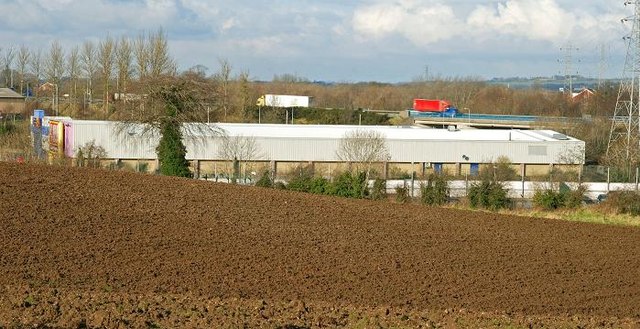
[420,174,449,206]
[286,165,315,192]
[468,180,510,210]
[564,185,586,209]
[533,189,564,210]
[0,121,16,135]
[604,190,640,215]
[395,183,409,204]
[329,171,368,199]
[370,178,387,200]
[255,170,274,188]
[532,183,585,210]
[309,176,331,195]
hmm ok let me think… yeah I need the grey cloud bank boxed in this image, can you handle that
[0,0,630,82]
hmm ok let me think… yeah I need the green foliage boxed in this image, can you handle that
[255,170,274,188]
[564,185,587,209]
[286,165,315,192]
[330,171,368,198]
[0,120,16,135]
[420,174,449,206]
[532,183,586,210]
[395,184,410,204]
[370,178,387,201]
[602,190,640,216]
[468,180,510,210]
[156,120,191,177]
[533,189,565,210]
[309,176,331,194]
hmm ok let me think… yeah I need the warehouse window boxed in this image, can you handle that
[470,163,479,176]
[528,145,547,156]
[434,163,443,174]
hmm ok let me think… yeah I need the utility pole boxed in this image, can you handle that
[559,43,580,94]
[597,43,610,88]
[607,1,640,180]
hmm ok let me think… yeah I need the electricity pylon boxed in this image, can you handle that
[607,1,640,178]
[559,43,579,94]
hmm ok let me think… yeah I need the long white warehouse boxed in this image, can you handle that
[44,120,585,178]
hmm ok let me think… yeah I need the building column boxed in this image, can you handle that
[383,161,389,180]
[270,160,277,180]
[193,159,200,179]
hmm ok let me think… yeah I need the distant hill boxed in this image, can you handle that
[487,76,622,91]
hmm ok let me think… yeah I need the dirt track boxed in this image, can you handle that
[1,162,640,328]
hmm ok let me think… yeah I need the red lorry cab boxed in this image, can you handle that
[412,99,451,112]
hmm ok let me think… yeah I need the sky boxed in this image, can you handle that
[0,0,632,82]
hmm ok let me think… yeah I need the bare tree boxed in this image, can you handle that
[29,49,43,97]
[217,133,261,162]
[115,35,133,95]
[17,45,30,94]
[214,58,232,121]
[148,28,175,78]
[216,132,262,182]
[44,41,65,115]
[133,32,148,80]
[67,46,80,102]
[336,129,390,182]
[2,46,15,88]
[44,41,65,85]
[81,40,98,109]
[98,35,115,114]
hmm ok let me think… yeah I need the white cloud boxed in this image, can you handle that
[468,0,581,44]
[352,0,462,45]
[351,0,625,48]
[221,18,237,32]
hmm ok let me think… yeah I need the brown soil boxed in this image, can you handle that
[1,162,640,328]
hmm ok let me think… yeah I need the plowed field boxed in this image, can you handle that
[1,162,640,328]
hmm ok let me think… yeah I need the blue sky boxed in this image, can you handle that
[0,0,631,82]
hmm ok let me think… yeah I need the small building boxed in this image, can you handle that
[0,88,25,116]
[572,88,595,102]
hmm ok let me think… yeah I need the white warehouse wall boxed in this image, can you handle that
[64,121,585,165]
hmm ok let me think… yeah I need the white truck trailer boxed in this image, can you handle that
[257,94,310,108]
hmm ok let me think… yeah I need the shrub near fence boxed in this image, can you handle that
[602,191,640,215]
[420,174,449,206]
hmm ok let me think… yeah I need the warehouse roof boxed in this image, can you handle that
[67,120,580,143]
[0,88,24,99]
[209,123,578,143]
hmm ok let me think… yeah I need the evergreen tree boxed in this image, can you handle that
[154,85,194,177]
